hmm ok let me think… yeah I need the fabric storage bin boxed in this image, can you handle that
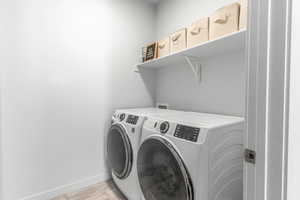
[157,37,170,58]
[170,28,187,54]
[187,17,209,48]
[144,42,158,62]
[209,3,240,40]
[239,0,248,30]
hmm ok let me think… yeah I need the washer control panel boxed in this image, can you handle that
[174,125,200,142]
[126,115,139,125]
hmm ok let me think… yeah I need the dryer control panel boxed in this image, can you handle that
[174,125,200,142]
[126,115,139,125]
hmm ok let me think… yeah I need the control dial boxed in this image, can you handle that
[119,113,126,121]
[160,121,170,134]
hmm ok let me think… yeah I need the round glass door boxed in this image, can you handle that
[137,136,194,200]
[107,124,133,179]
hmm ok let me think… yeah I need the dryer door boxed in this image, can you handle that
[137,136,194,200]
[107,124,133,179]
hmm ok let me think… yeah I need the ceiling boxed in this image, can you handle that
[144,0,161,4]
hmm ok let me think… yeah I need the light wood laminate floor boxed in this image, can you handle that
[51,180,126,200]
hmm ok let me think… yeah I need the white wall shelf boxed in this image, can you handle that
[137,30,246,73]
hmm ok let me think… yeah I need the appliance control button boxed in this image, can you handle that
[160,121,170,134]
[119,113,126,121]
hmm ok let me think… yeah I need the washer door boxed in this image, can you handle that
[107,124,133,179]
[137,136,194,200]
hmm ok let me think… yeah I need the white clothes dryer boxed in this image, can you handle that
[137,112,245,200]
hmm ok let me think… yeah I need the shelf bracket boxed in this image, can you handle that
[184,56,202,83]
[134,66,141,73]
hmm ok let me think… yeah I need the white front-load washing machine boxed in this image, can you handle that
[106,108,186,200]
[137,112,245,200]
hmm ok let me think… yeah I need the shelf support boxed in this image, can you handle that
[134,66,141,73]
[184,56,202,83]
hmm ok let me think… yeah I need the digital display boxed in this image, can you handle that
[174,125,200,142]
[126,115,139,125]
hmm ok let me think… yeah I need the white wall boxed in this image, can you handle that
[287,0,300,199]
[0,0,17,199]
[0,0,156,199]
[155,0,246,116]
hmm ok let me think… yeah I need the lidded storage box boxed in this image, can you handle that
[187,17,209,48]
[157,37,170,58]
[239,0,248,30]
[209,3,240,40]
[170,28,187,54]
[144,42,157,62]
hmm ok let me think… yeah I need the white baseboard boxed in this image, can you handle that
[19,172,110,200]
